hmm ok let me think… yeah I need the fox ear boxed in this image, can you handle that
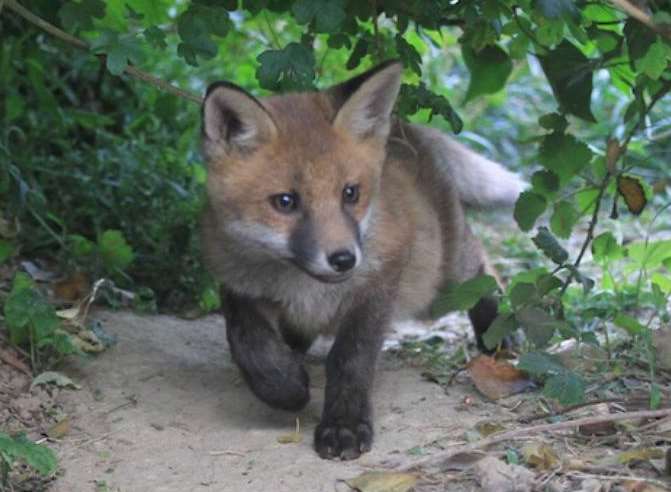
[202,82,277,156]
[328,60,403,141]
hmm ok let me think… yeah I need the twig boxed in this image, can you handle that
[402,407,671,471]
[519,398,624,423]
[610,0,671,40]
[4,0,202,105]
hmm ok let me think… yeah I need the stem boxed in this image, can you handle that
[4,0,202,104]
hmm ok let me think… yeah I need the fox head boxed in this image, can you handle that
[201,61,402,283]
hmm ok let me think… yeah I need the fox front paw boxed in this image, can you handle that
[314,420,373,460]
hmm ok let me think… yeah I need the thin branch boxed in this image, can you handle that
[4,0,203,105]
[610,0,671,40]
[402,407,671,471]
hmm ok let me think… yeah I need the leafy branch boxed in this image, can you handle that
[3,0,202,104]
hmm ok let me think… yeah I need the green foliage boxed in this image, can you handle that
[431,275,498,316]
[518,352,585,405]
[0,433,57,485]
[3,273,76,369]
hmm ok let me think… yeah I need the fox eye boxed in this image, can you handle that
[271,192,299,213]
[342,184,359,204]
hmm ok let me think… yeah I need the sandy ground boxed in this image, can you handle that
[49,310,510,492]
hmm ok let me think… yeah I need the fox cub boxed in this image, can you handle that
[200,61,523,460]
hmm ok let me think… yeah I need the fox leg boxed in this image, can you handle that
[314,286,394,460]
[224,292,310,411]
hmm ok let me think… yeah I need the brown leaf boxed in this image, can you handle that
[467,355,534,400]
[622,480,668,492]
[606,138,622,173]
[345,472,417,492]
[522,442,559,470]
[618,175,647,215]
[474,456,534,492]
[53,272,90,302]
[47,417,70,439]
[0,347,32,376]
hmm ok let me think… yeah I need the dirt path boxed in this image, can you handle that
[49,310,510,492]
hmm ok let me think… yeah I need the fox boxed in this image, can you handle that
[200,60,524,460]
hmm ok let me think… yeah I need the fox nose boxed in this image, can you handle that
[327,250,356,273]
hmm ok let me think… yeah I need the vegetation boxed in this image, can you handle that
[1,0,671,411]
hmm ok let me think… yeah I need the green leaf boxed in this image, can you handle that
[90,30,144,76]
[257,43,315,91]
[0,239,14,265]
[536,0,579,21]
[59,0,106,31]
[462,44,513,102]
[292,0,345,33]
[538,112,568,132]
[346,37,369,70]
[625,19,657,62]
[397,83,463,133]
[539,40,595,122]
[636,40,671,80]
[518,351,566,376]
[0,433,57,476]
[532,227,568,265]
[543,372,585,405]
[592,232,623,262]
[614,313,646,336]
[517,306,560,347]
[531,170,560,196]
[550,200,579,239]
[628,240,671,269]
[396,35,422,75]
[177,5,231,65]
[431,275,498,316]
[509,282,537,309]
[482,314,517,350]
[514,191,547,231]
[99,229,134,271]
[539,132,593,184]
[4,274,60,347]
[144,26,167,50]
[537,274,563,295]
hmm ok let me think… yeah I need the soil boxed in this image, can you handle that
[41,310,510,492]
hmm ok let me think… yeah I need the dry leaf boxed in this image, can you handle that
[475,421,505,437]
[345,472,417,492]
[53,272,90,302]
[31,371,81,391]
[606,138,621,173]
[0,347,32,376]
[47,417,70,439]
[467,355,534,400]
[618,175,647,215]
[56,307,81,320]
[276,432,302,444]
[473,456,534,492]
[522,442,559,470]
[618,447,665,465]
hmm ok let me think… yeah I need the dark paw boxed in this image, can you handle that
[314,420,373,460]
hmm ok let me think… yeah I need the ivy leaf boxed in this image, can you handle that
[397,83,463,133]
[550,200,579,239]
[539,132,593,184]
[292,0,346,33]
[59,0,106,32]
[514,191,547,232]
[431,275,498,316]
[532,227,569,264]
[543,372,585,405]
[539,40,596,122]
[482,314,518,350]
[462,44,513,102]
[99,229,134,271]
[256,42,315,91]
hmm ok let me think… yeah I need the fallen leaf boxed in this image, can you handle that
[53,272,90,302]
[47,417,70,439]
[618,447,665,465]
[0,347,32,376]
[475,421,505,437]
[276,432,302,444]
[345,472,417,492]
[522,442,559,470]
[467,355,535,400]
[56,306,81,320]
[31,371,81,391]
[473,456,534,492]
